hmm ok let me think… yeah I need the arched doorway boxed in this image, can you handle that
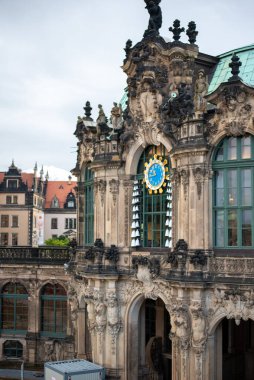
[215,318,254,380]
[127,295,172,380]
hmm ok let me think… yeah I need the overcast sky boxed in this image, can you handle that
[0,0,253,173]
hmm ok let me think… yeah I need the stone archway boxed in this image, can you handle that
[126,294,172,380]
[213,317,254,380]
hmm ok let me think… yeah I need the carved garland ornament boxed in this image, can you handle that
[95,179,107,206]
[109,179,120,206]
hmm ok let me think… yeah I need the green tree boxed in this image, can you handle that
[44,235,70,246]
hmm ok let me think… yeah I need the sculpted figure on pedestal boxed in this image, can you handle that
[139,81,156,122]
[111,102,123,131]
[194,70,208,113]
[107,294,119,327]
[95,302,107,332]
[190,304,207,347]
[144,0,162,37]
[86,300,96,332]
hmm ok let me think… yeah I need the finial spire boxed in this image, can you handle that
[186,21,198,44]
[40,165,44,179]
[169,19,185,41]
[228,53,242,81]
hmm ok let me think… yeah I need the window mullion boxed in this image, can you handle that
[224,169,228,248]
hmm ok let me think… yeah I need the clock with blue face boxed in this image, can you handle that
[144,154,168,194]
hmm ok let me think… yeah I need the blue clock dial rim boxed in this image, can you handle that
[144,158,166,190]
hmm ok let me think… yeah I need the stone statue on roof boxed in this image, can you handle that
[111,102,123,131]
[144,0,162,37]
[96,104,110,136]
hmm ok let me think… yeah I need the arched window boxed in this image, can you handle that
[84,168,94,245]
[3,340,23,358]
[0,283,28,333]
[132,145,172,248]
[41,283,67,337]
[213,135,254,248]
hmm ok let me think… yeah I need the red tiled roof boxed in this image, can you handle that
[0,171,35,190]
[21,173,34,190]
[45,181,77,208]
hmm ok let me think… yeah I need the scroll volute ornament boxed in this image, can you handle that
[206,82,254,141]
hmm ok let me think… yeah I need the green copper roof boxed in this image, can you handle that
[119,90,128,111]
[209,44,254,93]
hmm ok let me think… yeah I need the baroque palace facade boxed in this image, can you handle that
[68,2,254,379]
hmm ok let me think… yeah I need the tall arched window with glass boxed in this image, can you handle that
[131,145,172,248]
[41,283,67,337]
[213,135,254,248]
[84,167,94,245]
[0,283,28,334]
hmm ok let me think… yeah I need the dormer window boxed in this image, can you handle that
[67,200,74,208]
[64,192,76,209]
[51,195,59,208]
[7,179,18,189]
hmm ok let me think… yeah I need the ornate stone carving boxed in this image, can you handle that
[190,302,207,348]
[44,340,64,362]
[109,179,120,206]
[136,122,162,147]
[132,256,160,279]
[160,83,194,140]
[111,102,123,131]
[167,239,188,270]
[85,298,96,334]
[179,168,189,198]
[190,250,207,267]
[194,70,208,113]
[143,0,162,38]
[124,39,132,63]
[77,140,94,167]
[105,245,119,264]
[95,179,107,206]
[96,104,110,136]
[169,19,185,41]
[224,120,246,136]
[118,279,172,307]
[210,287,254,326]
[135,72,162,124]
[186,21,198,44]
[106,292,122,354]
[210,257,254,276]
[228,53,242,81]
[192,167,207,200]
[68,286,79,333]
[206,84,254,141]
[84,239,104,263]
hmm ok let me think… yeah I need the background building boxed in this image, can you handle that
[44,178,77,241]
[0,163,77,246]
[0,161,46,247]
